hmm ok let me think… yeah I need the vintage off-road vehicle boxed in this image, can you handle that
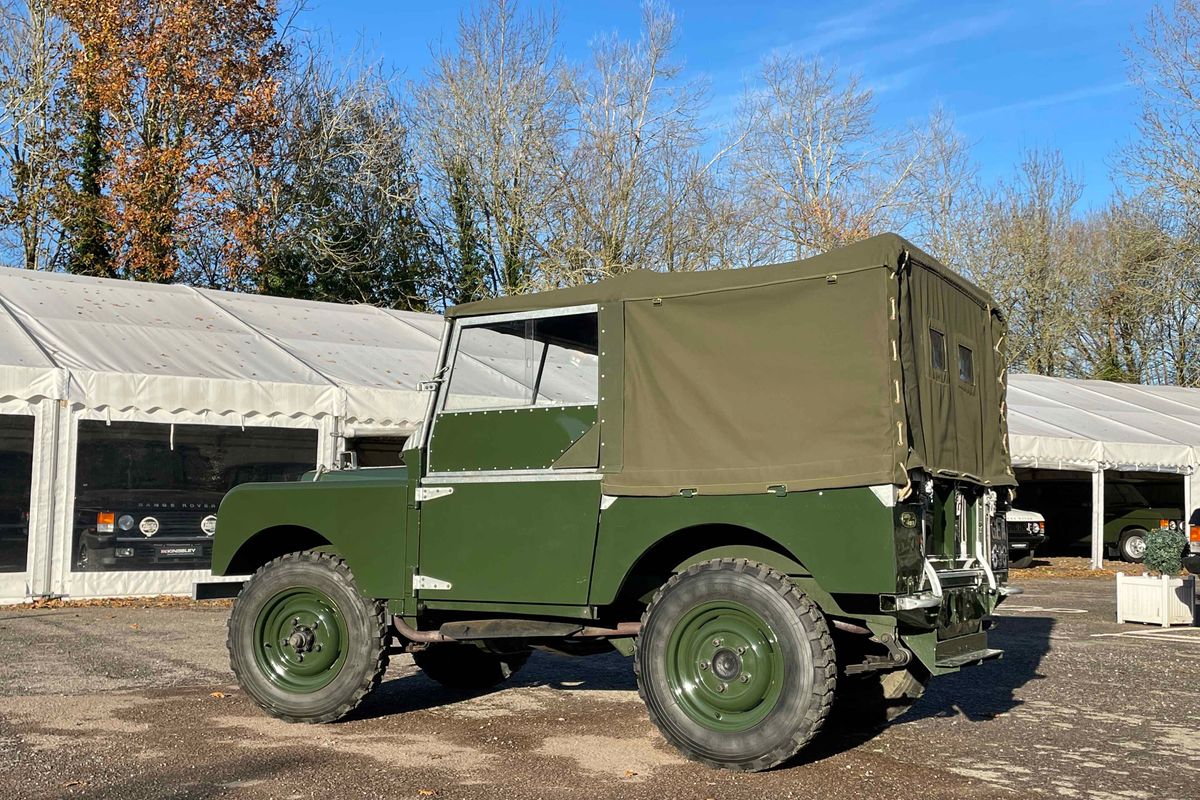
[212,234,1019,771]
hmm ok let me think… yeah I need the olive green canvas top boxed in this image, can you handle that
[447,234,1014,496]
[446,234,998,318]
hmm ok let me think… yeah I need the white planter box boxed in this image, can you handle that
[1116,572,1197,627]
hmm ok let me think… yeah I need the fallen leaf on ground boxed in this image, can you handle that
[417,790,437,797]
[209,691,227,699]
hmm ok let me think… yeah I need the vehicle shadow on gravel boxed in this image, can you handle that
[348,650,638,721]
[902,615,1055,724]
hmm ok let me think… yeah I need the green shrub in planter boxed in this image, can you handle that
[1143,527,1186,576]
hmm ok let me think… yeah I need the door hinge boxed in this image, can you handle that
[413,574,453,591]
[415,486,454,503]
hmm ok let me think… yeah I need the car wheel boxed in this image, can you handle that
[1010,553,1034,569]
[1119,529,1148,563]
[635,558,836,772]
[228,550,389,723]
[412,643,529,690]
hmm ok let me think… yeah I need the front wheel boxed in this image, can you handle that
[1119,529,1148,563]
[635,558,836,772]
[228,550,389,723]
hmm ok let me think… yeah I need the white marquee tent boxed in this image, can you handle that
[0,267,457,602]
[1008,373,1200,566]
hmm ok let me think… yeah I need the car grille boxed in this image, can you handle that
[126,510,214,536]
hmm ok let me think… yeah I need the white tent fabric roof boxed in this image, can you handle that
[1008,373,1200,474]
[0,267,448,428]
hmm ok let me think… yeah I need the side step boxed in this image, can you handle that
[936,648,1003,669]
[439,619,584,640]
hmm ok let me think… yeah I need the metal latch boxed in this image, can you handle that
[415,486,454,503]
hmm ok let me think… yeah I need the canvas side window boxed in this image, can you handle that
[929,328,947,374]
[958,344,975,385]
[443,312,599,411]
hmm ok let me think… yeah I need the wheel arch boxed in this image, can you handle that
[223,525,334,576]
[596,523,809,613]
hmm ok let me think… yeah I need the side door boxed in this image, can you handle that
[415,306,604,607]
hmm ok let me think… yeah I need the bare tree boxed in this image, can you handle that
[412,0,566,296]
[731,54,924,262]
[0,0,67,270]
[975,148,1083,376]
[1116,1,1200,387]
[544,2,734,281]
[908,107,984,273]
[1122,0,1200,233]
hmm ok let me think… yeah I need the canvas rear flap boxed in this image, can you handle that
[602,268,899,496]
[899,259,1015,488]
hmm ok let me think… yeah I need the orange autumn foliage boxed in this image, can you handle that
[54,0,284,281]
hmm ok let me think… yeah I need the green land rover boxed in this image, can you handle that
[212,233,1019,771]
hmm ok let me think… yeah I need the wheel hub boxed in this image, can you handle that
[252,588,348,693]
[711,647,742,681]
[664,600,784,732]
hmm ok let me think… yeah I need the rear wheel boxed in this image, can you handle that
[228,550,389,723]
[635,558,836,772]
[413,643,529,690]
[1119,529,1148,563]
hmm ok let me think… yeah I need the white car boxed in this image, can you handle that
[1006,508,1047,569]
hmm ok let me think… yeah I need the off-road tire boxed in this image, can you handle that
[413,643,529,690]
[228,550,389,723]
[635,558,836,772]
[827,665,929,731]
[1119,529,1148,563]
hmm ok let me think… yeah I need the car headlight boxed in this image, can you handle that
[118,514,135,531]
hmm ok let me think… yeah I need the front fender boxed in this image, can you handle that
[212,472,410,599]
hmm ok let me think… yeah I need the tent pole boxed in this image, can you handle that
[1091,469,1105,570]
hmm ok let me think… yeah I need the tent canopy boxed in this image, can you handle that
[0,267,447,428]
[1008,373,1200,474]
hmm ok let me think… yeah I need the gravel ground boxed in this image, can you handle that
[0,578,1197,800]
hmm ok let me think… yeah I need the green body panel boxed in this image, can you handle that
[587,488,896,607]
[428,405,597,472]
[211,467,411,600]
[416,478,601,605]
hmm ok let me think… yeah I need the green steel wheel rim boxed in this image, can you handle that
[664,599,785,732]
[252,587,349,693]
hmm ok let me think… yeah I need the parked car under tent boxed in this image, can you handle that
[0,267,519,603]
[1007,373,1199,567]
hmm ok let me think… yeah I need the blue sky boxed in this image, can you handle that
[295,0,1156,211]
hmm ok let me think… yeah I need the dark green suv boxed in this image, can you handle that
[210,235,1017,771]
[1016,479,1185,562]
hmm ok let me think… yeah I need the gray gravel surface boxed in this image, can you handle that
[0,578,1196,799]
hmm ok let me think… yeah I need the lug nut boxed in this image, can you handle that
[712,638,723,647]
[716,683,727,693]
[739,674,750,683]
[699,660,710,671]
[736,646,746,655]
